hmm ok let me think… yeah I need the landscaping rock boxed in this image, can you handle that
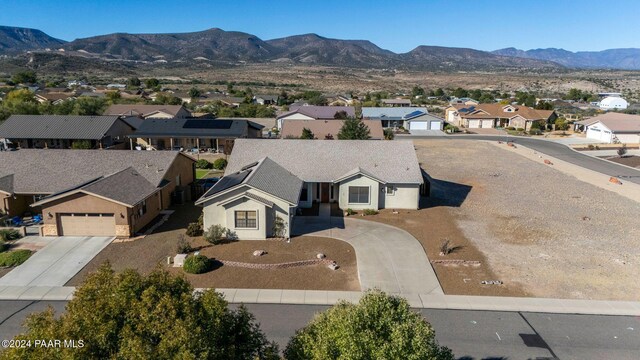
[328,262,339,270]
[253,250,266,257]
[609,177,623,185]
[316,253,326,259]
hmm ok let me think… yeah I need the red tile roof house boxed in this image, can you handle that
[276,106,356,130]
[445,103,557,131]
[280,119,384,139]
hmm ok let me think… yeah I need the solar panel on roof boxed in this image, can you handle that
[183,119,233,129]
[206,170,251,196]
[241,161,259,171]
[405,110,425,119]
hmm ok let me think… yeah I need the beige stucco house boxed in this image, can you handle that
[445,103,556,131]
[196,139,427,240]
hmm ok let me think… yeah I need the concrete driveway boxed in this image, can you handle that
[0,236,113,286]
[405,130,446,136]
[293,216,443,295]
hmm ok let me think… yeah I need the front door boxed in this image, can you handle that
[320,183,330,203]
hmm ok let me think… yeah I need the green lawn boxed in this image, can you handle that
[195,169,210,179]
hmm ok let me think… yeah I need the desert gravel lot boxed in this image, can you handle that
[414,139,640,300]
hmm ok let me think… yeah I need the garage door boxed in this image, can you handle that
[481,120,494,128]
[410,121,428,130]
[429,121,442,130]
[468,120,480,128]
[59,213,116,236]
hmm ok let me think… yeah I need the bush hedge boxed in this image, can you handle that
[195,159,213,169]
[363,209,379,216]
[183,255,211,274]
[0,250,32,267]
[0,229,22,241]
[213,158,228,170]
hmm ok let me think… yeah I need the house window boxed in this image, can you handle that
[300,185,308,202]
[235,210,257,228]
[176,175,181,186]
[386,186,395,195]
[139,200,147,216]
[348,186,369,204]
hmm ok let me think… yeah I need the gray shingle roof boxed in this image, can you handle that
[104,104,187,117]
[81,167,158,206]
[130,118,264,138]
[362,107,429,120]
[0,115,124,140]
[0,174,14,194]
[196,157,302,205]
[227,139,423,184]
[0,149,186,194]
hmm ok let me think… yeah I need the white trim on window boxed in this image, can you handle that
[348,186,370,205]
[234,210,259,229]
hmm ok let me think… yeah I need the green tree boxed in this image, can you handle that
[0,263,278,360]
[127,77,141,88]
[554,118,569,131]
[535,100,554,110]
[284,290,453,360]
[453,87,469,98]
[333,110,349,120]
[411,86,425,97]
[72,97,107,115]
[154,92,183,105]
[106,91,121,103]
[1,89,40,117]
[434,88,445,97]
[300,127,315,139]
[71,140,92,149]
[617,144,628,157]
[145,78,160,89]
[12,71,37,84]
[383,128,395,140]
[338,118,371,140]
[470,89,482,100]
[189,87,202,98]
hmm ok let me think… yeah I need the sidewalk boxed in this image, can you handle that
[3,285,639,316]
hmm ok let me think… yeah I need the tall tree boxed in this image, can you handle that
[285,290,453,360]
[11,71,37,84]
[300,127,315,139]
[127,77,141,88]
[0,263,278,360]
[338,118,371,140]
[145,78,160,89]
[189,87,202,98]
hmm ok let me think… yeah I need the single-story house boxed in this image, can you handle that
[449,97,479,106]
[280,119,384,139]
[128,118,264,152]
[0,149,195,237]
[253,94,279,105]
[583,113,640,144]
[444,103,556,131]
[276,106,356,129]
[35,92,77,105]
[362,107,443,130]
[195,139,427,240]
[381,98,411,107]
[0,115,136,149]
[104,104,192,119]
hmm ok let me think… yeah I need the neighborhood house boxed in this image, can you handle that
[196,139,427,240]
[361,107,444,130]
[276,106,356,129]
[0,150,195,237]
[445,103,556,131]
[280,119,384,139]
[104,104,192,119]
[582,112,640,144]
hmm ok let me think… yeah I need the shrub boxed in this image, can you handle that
[0,250,32,267]
[0,229,22,242]
[383,128,395,140]
[213,158,228,170]
[617,144,628,157]
[555,118,570,131]
[195,159,213,169]
[204,224,227,245]
[0,239,6,253]
[272,216,286,238]
[71,140,92,149]
[345,208,356,216]
[176,235,193,254]
[515,127,525,132]
[439,239,461,256]
[183,255,211,274]
[363,209,379,216]
[588,144,595,150]
[529,129,543,135]
[444,124,459,133]
[185,222,203,237]
[506,126,516,131]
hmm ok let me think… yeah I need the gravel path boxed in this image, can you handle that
[414,139,640,300]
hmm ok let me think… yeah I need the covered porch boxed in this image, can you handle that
[130,136,233,153]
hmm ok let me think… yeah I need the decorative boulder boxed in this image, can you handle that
[253,250,266,257]
[328,262,339,270]
[316,253,326,259]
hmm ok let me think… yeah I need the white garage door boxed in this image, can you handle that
[429,121,442,130]
[468,120,480,128]
[410,121,428,130]
[587,127,611,142]
[59,213,116,236]
[481,120,494,128]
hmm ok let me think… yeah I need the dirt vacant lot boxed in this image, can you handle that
[411,139,639,301]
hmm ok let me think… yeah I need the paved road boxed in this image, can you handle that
[292,216,443,295]
[403,135,640,184]
[2,301,638,359]
[0,236,113,286]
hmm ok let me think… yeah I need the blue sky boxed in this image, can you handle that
[1,0,638,53]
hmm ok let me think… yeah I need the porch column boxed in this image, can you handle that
[148,138,152,149]
[99,141,103,149]
[129,137,133,150]
[170,138,174,150]
[215,138,218,151]
[196,138,200,150]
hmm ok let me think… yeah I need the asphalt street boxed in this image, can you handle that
[404,135,640,185]
[2,301,638,359]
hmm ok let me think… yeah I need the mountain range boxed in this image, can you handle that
[1,25,639,71]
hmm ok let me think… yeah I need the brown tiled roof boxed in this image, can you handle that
[462,103,554,121]
[280,119,383,139]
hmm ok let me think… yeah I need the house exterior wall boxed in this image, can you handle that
[105,120,135,146]
[277,113,315,129]
[616,133,640,144]
[160,154,195,208]
[338,175,380,210]
[2,194,35,217]
[586,122,613,143]
[378,184,420,209]
[201,185,292,240]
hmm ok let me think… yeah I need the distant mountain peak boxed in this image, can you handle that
[493,47,640,69]
[0,26,66,53]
